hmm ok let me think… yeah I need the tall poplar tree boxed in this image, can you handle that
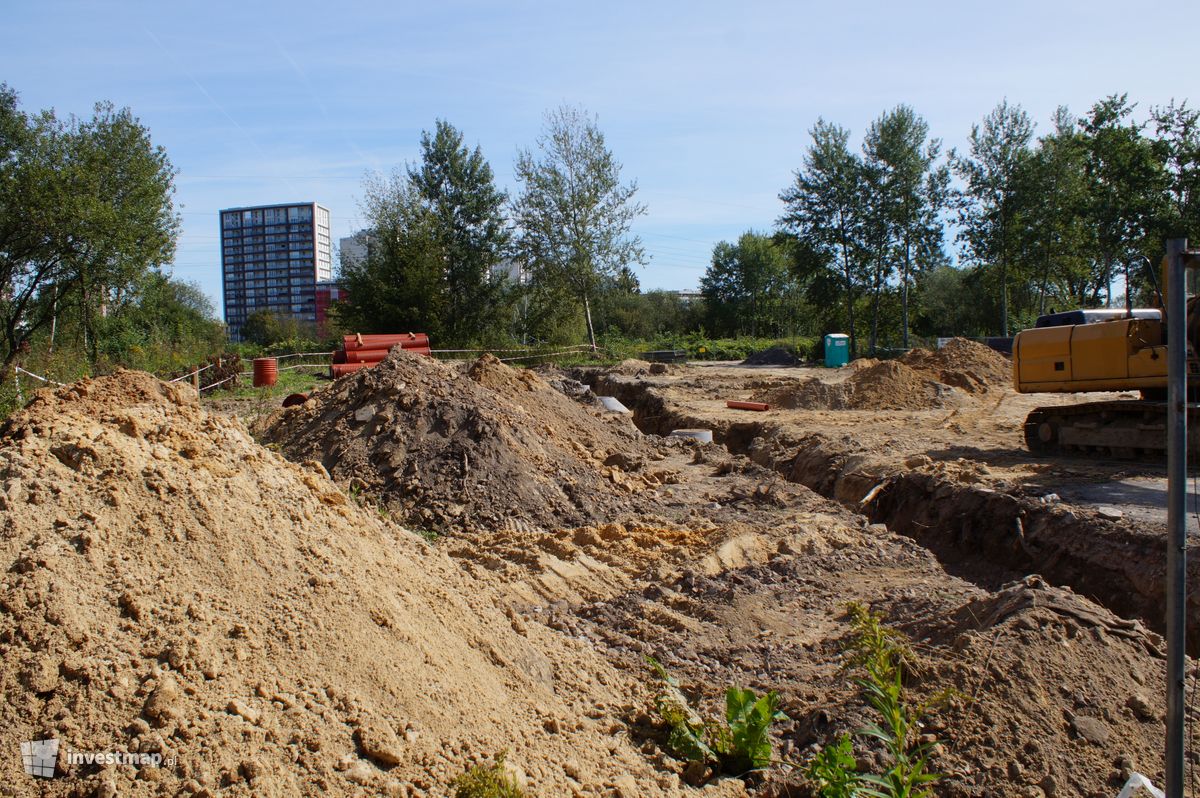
[779,120,867,354]
[862,105,948,348]
[951,100,1035,336]
[512,105,646,350]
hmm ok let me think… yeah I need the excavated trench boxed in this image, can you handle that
[578,370,1196,653]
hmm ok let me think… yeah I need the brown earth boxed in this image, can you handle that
[569,345,1200,796]
[261,351,667,535]
[753,360,959,411]
[0,371,733,797]
[896,337,1012,393]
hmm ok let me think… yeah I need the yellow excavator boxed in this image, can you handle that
[1012,242,1200,457]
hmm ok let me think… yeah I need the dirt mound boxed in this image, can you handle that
[846,357,880,371]
[748,339,1008,410]
[741,346,801,367]
[264,350,660,534]
[898,338,1011,393]
[753,360,956,411]
[0,370,695,796]
[903,576,1167,795]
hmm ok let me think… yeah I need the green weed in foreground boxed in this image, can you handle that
[805,733,859,798]
[842,603,942,798]
[452,753,525,798]
[647,657,787,777]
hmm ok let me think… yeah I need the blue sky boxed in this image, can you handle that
[3,0,1197,315]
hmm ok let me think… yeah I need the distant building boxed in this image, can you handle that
[315,281,348,337]
[338,230,374,272]
[489,258,526,285]
[220,202,332,341]
[674,289,703,304]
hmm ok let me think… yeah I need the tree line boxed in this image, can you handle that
[3,82,1197,387]
[342,94,1198,356]
[335,106,649,350]
[712,95,1198,355]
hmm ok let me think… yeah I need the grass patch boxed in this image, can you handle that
[220,364,325,401]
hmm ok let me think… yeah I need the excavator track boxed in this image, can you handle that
[1025,400,1200,459]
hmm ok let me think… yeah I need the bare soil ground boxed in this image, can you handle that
[1,343,1194,797]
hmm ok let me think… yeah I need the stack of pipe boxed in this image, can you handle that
[330,333,430,377]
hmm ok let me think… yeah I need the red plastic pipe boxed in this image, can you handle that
[343,332,429,351]
[343,348,391,363]
[330,362,370,378]
[726,400,770,412]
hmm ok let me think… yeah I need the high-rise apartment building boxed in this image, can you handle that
[220,202,332,341]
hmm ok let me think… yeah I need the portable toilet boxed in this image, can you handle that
[823,333,850,367]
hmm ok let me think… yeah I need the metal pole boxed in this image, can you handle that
[1166,237,1188,798]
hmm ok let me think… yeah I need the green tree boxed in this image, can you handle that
[0,85,179,378]
[239,308,314,347]
[1151,100,1200,242]
[337,175,448,338]
[779,120,868,354]
[512,105,647,349]
[862,105,948,348]
[94,273,224,367]
[1021,108,1094,313]
[951,100,1035,335]
[339,121,511,346]
[1080,94,1166,306]
[407,120,511,342]
[912,265,989,338]
[700,232,791,337]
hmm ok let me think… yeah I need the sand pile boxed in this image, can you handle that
[897,338,1011,393]
[0,371,690,796]
[754,360,955,411]
[605,358,655,376]
[264,351,660,534]
[907,576,1167,795]
[752,339,1010,411]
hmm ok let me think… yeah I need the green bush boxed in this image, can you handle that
[452,753,525,798]
[678,333,816,362]
[261,337,333,357]
[805,734,859,798]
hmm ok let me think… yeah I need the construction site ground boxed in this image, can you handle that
[1,342,1195,797]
